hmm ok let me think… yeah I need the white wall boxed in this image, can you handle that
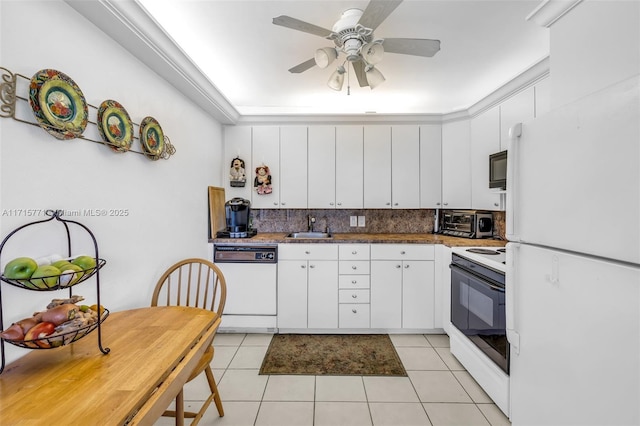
[0,1,223,364]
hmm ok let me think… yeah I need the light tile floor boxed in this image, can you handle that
[155,333,511,426]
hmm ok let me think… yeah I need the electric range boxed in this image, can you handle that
[450,246,506,273]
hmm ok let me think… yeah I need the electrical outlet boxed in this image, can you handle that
[350,216,357,227]
[357,216,366,227]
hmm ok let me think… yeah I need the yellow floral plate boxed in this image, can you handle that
[139,116,165,160]
[29,69,88,140]
[97,99,134,152]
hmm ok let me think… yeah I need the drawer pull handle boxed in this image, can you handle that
[405,264,410,269]
[401,251,406,255]
[305,251,310,255]
[352,251,357,255]
[310,264,315,269]
[352,266,357,270]
[352,309,357,314]
[301,265,306,269]
[352,294,357,298]
[396,264,402,268]
[351,280,357,284]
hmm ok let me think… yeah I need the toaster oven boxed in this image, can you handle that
[440,210,494,239]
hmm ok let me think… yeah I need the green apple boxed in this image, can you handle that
[29,265,61,289]
[71,255,97,273]
[4,257,38,279]
[52,260,74,270]
[59,264,84,285]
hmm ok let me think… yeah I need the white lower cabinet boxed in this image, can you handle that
[277,244,338,329]
[370,244,436,330]
[278,243,438,331]
[338,244,370,328]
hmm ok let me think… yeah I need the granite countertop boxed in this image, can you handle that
[211,232,507,247]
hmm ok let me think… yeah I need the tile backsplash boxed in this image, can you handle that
[252,209,506,239]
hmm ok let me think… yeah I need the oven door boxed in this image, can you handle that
[450,264,509,373]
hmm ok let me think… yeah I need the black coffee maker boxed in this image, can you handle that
[221,197,255,238]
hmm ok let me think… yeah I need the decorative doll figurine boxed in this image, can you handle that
[254,165,272,194]
[229,157,246,187]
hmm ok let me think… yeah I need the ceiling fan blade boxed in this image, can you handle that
[273,15,333,38]
[351,61,369,87]
[288,58,317,74]
[382,38,441,57]
[358,0,403,31]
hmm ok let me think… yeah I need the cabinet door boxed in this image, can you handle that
[308,126,336,208]
[419,125,442,208]
[391,126,420,208]
[252,126,280,208]
[363,125,392,208]
[280,126,308,208]
[370,261,402,328]
[308,260,339,329]
[224,126,252,200]
[277,260,308,328]
[441,120,471,209]
[470,106,502,211]
[335,125,364,208]
[402,261,435,329]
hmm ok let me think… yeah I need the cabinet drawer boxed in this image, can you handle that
[370,244,434,260]
[339,289,370,304]
[339,275,370,289]
[338,244,370,260]
[278,244,338,260]
[339,260,370,275]
[339,304,370,328]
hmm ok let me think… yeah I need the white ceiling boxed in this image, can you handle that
[137,0,550,116]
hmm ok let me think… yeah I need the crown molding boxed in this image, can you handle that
[526,0,584,27]
[65,0,240,124]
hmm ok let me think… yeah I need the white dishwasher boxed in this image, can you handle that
[213,244,278,332]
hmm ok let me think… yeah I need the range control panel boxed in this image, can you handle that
[213,244,277,263]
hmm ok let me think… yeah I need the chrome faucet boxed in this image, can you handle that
[308,215,316,232]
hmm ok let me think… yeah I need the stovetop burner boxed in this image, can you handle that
[466,248,500,255]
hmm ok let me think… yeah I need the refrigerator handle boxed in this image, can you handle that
[506,242,520,355]
[506,123,522,242]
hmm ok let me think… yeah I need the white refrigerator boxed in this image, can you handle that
[505,76,640,425]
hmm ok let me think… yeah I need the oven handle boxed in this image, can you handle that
[449,263,505,292]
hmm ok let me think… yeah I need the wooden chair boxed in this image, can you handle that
[151,258,227,426]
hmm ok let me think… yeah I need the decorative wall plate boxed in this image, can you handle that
[97,100,133,152]
[29,69,88,140]
[139,116,165,159]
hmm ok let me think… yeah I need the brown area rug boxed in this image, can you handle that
[259,334,407,376]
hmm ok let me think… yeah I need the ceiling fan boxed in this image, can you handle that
[272,0,440,92]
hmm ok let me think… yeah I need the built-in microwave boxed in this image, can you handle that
[489,150,507,190]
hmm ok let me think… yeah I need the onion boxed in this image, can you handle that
[0,323,24,341]
[40,304,78,326]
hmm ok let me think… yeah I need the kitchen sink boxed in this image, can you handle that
[286,232,332,239]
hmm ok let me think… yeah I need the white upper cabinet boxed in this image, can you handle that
[471,106,503,210]
[364,125,392,208]
[279,126,308,208]
[335,125,364,208]
[441,120,471,209]
[419,125,442,208]
[500,86,534,151]
[391,126,420,208]
[223,126,252,201]
[534,78,551,118]
[308,126,336,209]
[251,126,280,208]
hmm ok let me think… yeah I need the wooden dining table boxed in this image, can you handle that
[0,305,219,425]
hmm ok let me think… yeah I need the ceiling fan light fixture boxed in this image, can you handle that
[314,47,338,68]
[327,65,346,91]
[365,65,385,89]
[362,42,384,64]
